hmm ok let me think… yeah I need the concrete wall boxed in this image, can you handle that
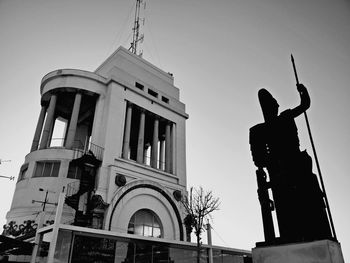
[252,240,345,263]
[7,148,80,224]
[95,46,179,99]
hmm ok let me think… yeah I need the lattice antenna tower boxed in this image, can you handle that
[129,0,145,56]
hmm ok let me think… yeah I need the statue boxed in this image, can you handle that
[249,84,333,245]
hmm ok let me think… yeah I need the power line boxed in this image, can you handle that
[143,24,162,68]
[0,159,11,165]
[0,159,14,180]
[105,1,135,58]
[0,175,14,180]
[211,225,230,247]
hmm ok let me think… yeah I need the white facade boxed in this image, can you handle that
[6,47,188,241]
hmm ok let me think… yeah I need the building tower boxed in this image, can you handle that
[5,46,188,241]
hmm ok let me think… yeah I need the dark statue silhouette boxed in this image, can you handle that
[249,84,332,245]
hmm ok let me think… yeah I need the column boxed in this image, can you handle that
[39,94,57,149]
[47,116,56,147]
[122,103,133,159]
[30,105,46,152]
[65,93,82,149]
[159,138,165,170]
[171,123,175,174]
[165,122,172,173]
[151,117,159,168]
[136,110,145,164]
[144,144,150,165]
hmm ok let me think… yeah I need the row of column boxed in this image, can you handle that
[122,103,174,173]
[30,92,82,152]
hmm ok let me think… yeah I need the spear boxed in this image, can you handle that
[291,54,337,241]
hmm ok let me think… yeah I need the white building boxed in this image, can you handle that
[6,46,188,241]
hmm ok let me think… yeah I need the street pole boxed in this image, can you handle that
[31,188,58,262]
[46,188,66,263]
[30,211,45,263]
[43,190,48,212]
[206,220,213,263]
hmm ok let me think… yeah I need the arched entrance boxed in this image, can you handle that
[107,180,184,241]
[128,209,163,238]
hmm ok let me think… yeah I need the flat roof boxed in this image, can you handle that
[39,224,251,255]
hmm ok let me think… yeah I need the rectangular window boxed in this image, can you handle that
[71,235,116,263]
[148,89,158,98]
[161,96,169,103]
[33,161,60,178]
[135,82,144,90]
[34,163,44,178]
[53,230,72,263]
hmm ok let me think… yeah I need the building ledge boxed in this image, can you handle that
[107,76,189,119]
[113,157,179,185]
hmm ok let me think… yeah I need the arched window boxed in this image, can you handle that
[127,209,162,238]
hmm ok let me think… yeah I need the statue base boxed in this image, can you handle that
[252,239,344,263]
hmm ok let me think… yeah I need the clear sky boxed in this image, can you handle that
[0,0,349,260]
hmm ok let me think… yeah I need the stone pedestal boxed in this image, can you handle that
[252,239,344,263]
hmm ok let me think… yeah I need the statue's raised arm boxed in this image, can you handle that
[290,84,310,118]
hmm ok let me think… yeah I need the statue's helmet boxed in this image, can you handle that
[258,88,279,121]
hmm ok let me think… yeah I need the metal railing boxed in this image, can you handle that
[66,181,80,197]
[73,140,104,161]
[86,141,104,160]
[48,138,104,161]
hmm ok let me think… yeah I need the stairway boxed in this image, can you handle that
[65,151,102,227]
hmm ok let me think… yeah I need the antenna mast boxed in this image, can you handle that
[129,0,145,56]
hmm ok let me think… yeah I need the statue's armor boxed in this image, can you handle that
[250,109,332,244]
[250,109,299,168]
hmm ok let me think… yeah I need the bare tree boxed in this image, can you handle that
[182,186,220,263]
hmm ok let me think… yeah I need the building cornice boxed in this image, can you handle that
[40,69,188,119]
[95,46,174,84]
[107,77,189,119]
[40,69,107,94]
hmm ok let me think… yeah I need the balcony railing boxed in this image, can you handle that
[73,140,104,161]
[48,138,104,161]
[66,181,80,197]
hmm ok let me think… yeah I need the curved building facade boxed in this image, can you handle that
[6,46,188,242]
